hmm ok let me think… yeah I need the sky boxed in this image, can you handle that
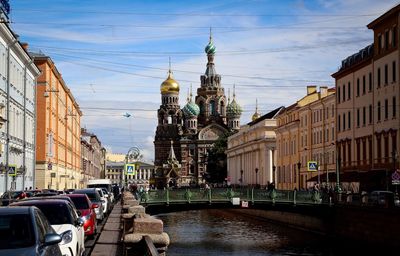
[7,0,400,162]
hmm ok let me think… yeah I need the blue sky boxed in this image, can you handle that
[8,0,399,162]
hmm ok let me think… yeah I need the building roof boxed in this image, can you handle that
[247,106,284,126]
[367,3,400,29]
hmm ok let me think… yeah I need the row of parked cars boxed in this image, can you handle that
[0,183,120,256]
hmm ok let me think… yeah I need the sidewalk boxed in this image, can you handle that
[91,203,123,256]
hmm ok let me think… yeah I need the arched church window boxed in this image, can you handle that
[199,101,205,115]
[209,100,216,115]
[189,163,195,174]
[168,115,172,124]
[220,101,225,116]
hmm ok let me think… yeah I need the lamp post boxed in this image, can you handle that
[240,169,244,187]
[125,147,140,190]
[392,150,398,193]
[255,168,259,188]
[297,162,301,190]
[272,165,276,185]
[336,156,341,192]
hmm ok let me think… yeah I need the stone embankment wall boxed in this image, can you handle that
[121,192,169,256]
[230,204,400,248]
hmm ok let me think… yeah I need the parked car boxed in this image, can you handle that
[0,206,62,256]
[21,196,79,215]
[0,190,28,206]
[73,189,105,221]
[95,188,109,215]
[101,187,114,204]
[369,190,395,208]
[66,194,98,237]
[10,199,85,256]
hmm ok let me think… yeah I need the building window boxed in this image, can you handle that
[338,114,341,132]
[377,101,381,122]
[384,136,389,162]
[343,114,345,131]
[369,104,373,124]
[342,84,346,102]
[357,108,360,127]
[378,34,382,53]
[393,97,397,118]
[385,99,388,120]
[378,68,381,87]
[385,30,389,50]
[385,64,388,85]
[348,82,351,100]
[331,104,334,117]
[338,86,341,103]
[369,72,372,92]
[392,26,397,47]
[348,111,351,130]
[356,78,360,97]
[363,106,366,126]
[393,61,396,82]
[332,127,334,141]
[362,75,366,94]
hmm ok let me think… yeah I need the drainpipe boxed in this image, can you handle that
[5,39,18,191]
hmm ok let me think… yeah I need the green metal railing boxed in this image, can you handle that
[139,188,323,206]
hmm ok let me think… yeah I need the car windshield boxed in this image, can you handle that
[1,191,22,199]
[32,203,73,225]
[0,214,35,249]
[81,192,98,202]
[69,197,89,209]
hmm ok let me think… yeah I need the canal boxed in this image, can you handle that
[156,209,392,256]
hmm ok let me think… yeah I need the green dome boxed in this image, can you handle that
[226,99,242,118]
[205,41,216,55]
[183,101,200,117]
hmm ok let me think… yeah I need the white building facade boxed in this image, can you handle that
[0,23,40,194]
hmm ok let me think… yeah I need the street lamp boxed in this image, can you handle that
[297,162,301,190]
[240,169,244,187]
[255,168,259,188]
[336,156,341,192]
[272,165,276,185]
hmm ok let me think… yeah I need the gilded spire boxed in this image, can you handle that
[160,57,180,94]
[252,98,261,121]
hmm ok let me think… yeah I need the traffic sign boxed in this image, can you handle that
[392,169,400,185]
[307,161,318,172]
[8,164,17,176]
[125,164,136,175]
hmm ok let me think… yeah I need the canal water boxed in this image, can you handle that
[156,209,392,256]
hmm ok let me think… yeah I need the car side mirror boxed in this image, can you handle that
[77,210,82,217]
[44,233,62,246]
[77,218,85,227]
[104,194,108,198]
[92,203,99,209]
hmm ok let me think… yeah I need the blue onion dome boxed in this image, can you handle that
[160,70,179,94]
[205,40,216,55]
[183,99,200,117]
[226,99,242,119]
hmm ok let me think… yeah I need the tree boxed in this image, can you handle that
[204,131,234,184]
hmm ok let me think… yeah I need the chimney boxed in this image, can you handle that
[320,86,328,98]
[21,42,28,51]
[306,86,317,95]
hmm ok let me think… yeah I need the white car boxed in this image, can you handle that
[11,199,85,256]
[95,188,109,215]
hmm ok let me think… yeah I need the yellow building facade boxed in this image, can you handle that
[276,86,335,190]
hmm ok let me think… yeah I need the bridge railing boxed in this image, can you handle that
[140,188,323,205]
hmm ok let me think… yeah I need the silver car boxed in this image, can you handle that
[0,206,62,256]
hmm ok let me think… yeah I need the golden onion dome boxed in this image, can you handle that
[252,112,261,121]
[160,71,179,94]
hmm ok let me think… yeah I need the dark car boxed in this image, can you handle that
[66,194,98,237]
[0,206,62,256]
[73,189,105,221]
[0,190,28,206]
[21,196,79,215]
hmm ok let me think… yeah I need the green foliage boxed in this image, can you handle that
[204,131,235,184]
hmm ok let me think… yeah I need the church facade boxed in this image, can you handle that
[153,35,242,188]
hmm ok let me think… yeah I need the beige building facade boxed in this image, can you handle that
[276,86,335,190]
[332,4,400,192]
[226,107,283,187]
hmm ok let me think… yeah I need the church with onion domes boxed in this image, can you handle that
[153,33,242,188]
